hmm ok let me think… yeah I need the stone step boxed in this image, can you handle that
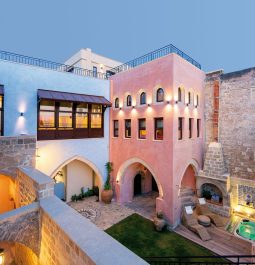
[180,188,195,197]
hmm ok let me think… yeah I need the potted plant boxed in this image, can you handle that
[101,162,114,203]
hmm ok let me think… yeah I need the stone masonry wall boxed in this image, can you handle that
[16,167,54,208]
[39,209,96,265]
[14,242,40,265]
[0,203,40,255]
[219,68,255,179]
[205,68,255,180]
[0,135,36,178]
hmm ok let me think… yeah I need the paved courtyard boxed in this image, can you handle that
[68,191,157,230]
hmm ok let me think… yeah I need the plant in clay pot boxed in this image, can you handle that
[101,162,114,203]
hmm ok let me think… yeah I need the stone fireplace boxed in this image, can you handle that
[196,142,231,217]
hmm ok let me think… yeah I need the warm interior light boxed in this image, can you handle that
[0,249,4,265]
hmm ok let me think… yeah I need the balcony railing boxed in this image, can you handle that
[0,50,107,79]
[108,44,201,76]
[144,255,255,265]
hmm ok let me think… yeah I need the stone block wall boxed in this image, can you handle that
[0,203,40,255]
[204,68,255,180]
[219,68,255,180]
[14,242,40,265]
[16,167,54,208]
[39,209,96,265]
[0,135,36,178]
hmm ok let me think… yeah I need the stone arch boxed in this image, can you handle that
[50,155,104,200]
[116,157,163,199]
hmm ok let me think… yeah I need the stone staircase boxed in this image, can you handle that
[180,187,196,208]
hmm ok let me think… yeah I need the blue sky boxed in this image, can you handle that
[0,0,254,73]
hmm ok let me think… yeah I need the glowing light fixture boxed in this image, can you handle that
[147,103,151,107]
[0,249,4,265]
[20,112,24,116]
[119,107,122,110]
[132,106,135,109]
[195,105,198,108]
[166,100,170,104]
[186,103,189,107]
[175,101,178,104]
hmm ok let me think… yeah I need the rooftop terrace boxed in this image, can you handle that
[108,44,201,75]
[0,50,108,79]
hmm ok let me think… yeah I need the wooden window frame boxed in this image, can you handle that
[140,92,146,105]
[189,118,193,139]
[197,119,201,137]
[115,98,119,108]
[138,118,146,139]
[124,119,131,138]
[156,88,164,102]
[127,95,132,107]
[113,120,119,137]
[178,117,183,140]
[154,117,163,140]
[38,100,105,140]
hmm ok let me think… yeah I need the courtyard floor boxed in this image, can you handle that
[68,192,157,230]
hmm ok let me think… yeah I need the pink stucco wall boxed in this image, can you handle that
[110,53,205,226]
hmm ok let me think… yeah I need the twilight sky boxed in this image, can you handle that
[0,0,254,73]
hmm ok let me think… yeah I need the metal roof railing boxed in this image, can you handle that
[0,50,108,80]
[108,44,201,76]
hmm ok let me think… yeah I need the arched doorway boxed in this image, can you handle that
[0,174,15,214]
[134,173,142,196]
[116,158,163,219]
[51,156,104,202]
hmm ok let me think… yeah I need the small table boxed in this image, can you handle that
[198,215,211,227]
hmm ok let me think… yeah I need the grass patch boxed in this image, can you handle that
[106,214,222,261]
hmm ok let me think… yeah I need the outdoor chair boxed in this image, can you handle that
[182,206,211,241]
[196,198,224,227]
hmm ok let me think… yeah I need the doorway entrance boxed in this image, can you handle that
[134,173,142,196]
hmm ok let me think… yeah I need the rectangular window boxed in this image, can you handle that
[0,95,3,136]
[76,103,88,128]
[38,100,105,140]
[59,102,73,128]
[138,119,146,139]
[178,117,183,140]
[39,100,55,128]
[93,66,98,77]
[197,119,201,137]
[91,104,102,129]
[125,119,131,138]
[113,120,119,137]
[155,118,163,140]
[189,118,193,139]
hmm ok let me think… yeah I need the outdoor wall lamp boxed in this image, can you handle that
[166,100,170,104]
[186,103,189,107]
[132,106,135,109]
[147,103,151,107]
[0,248,4,265]
[119,107,122,110]
[175,101,178,104]
[20,112,24,116]
[116,180,119,183]
[195,105,198,108]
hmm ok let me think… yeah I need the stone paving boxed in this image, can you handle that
[68,192,157,230]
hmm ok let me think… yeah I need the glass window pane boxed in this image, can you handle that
[92,105,102,113]
[39,111,55,127]
[91,114,102,128]
[59,112,72,127]
[40,100,55,111]
[59,102,72,111]
[156,119,163,128]
[76,103,88,113]
[76,113,88,128]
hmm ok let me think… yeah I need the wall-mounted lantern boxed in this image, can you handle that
[20,112,24,116]
[166,100,170,104]
[147,103,151,107]
[175,101,178,104]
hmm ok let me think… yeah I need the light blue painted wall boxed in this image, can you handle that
[0,60,110,184]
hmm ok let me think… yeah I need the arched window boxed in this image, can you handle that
[140,92,146,105]
[127,95,132,106]
[196,94,199,106]
[156,88,164,102]
[188,92,191,104]
[115,98,119,108]
[178,87,182,102]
